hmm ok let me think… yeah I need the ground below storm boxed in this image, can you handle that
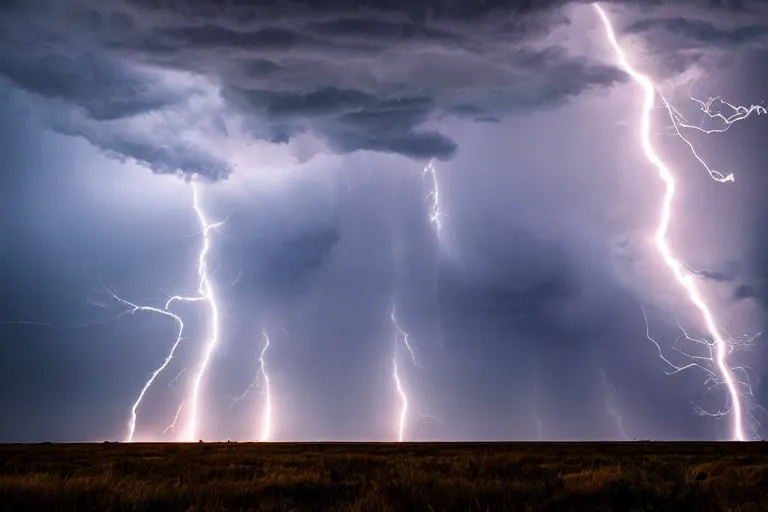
[1,442,767,511]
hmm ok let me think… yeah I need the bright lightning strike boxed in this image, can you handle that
[115,181,223,442]
[258,330,273,442]
[2,285,197,442]
[390,304,420,442]
[392,360,408,443]
[109,293,186,443]
[593,3,746,441]
[178,182,224,442]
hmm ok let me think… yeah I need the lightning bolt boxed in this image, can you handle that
[258,330,273,442]
[110,294,187,442]
[392,360,408,443]
[1,280,200,442]
[177,182,224,442]
[423,159,445,243]
[112,181,223,442]
[390,304,420,442]
[422,159,449,351]
[593,3,747,441]
[384,160,444,440]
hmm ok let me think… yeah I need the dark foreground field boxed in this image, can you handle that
[2,442,768,512]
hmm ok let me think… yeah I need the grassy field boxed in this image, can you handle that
[1,442,767,511]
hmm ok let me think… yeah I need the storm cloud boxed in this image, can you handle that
[1,0,767,179]
[0,0,627,179]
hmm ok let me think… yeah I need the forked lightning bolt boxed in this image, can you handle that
[390,305,420,442]
[116,181,223,442]
[663,96,765,183]
[593,3,747,441]
[107,293,186,442]
[671,96,765,136]
[258,330,273,442]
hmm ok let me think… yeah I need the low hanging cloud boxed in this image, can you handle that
[0,0,766,179]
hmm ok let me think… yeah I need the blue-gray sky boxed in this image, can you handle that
[1,0,767,442]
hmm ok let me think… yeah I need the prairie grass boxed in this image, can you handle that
[1,442,767,511]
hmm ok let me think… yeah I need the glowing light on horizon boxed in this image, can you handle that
[593,3,746,441]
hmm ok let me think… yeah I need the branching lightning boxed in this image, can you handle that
[671,96,766,136]
[594,3,749,440]
[258,330,273,442]
[110,181,223,442]
[661,96,765,183]
[107,293,187,442]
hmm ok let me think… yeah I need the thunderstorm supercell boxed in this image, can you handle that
[0,0,767,442]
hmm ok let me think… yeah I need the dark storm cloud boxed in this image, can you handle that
[100,1,626,162]
[1,0,767,177]
[51,119,232,181]
[0,51,179,122]
[625,18,768,48]
[0,0,630,178]
[0,6,230,179]
[619,2,768,74]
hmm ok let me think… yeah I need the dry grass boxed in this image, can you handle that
[1,441,767,511]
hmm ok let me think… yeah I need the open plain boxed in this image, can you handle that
[1,441,767,511]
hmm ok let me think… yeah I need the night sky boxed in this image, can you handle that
[1,0,767,443]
